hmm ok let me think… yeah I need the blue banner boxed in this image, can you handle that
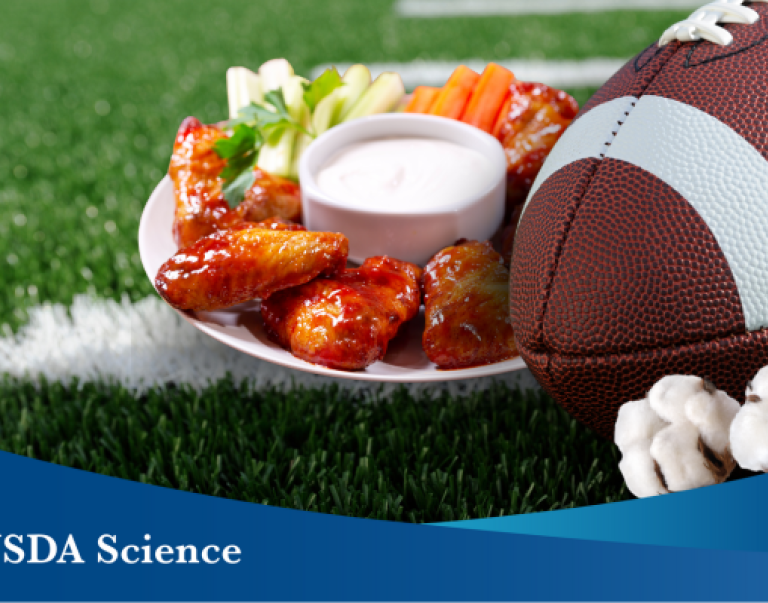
[1,450,767,600]
[437,471,768,551]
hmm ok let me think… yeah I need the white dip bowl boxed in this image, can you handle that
[299,113,507,266]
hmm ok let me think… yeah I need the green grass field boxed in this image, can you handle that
[0,378,627,520]
[0,0,694,520]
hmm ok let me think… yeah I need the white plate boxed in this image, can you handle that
[138,176,527,382]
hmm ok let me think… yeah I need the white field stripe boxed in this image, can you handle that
[395,0,705,17]
[0,295,538,396]
[607,95,768,332]
[311,58,627,90]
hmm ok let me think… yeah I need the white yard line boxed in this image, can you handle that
[312,57,627,90]
[0,295,537,396]
[395,0,703,17]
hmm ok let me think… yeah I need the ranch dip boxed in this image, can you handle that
[316,137,494,209]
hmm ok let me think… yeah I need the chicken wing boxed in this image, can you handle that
[229,217,305,232]
[422,240,517,369]
[261,257,422,371]
[494,83,578,216]
[155,228,348,311]
[169,117,304,249]
[235,169,302,224]
[170,117,242,249]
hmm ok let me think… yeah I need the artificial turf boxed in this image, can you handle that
[0,0,694,520]
[0,0,690,330]
[0,377,628,521]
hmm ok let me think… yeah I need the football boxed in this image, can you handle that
[510,0,768,439]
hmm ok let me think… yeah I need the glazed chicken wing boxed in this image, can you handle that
[261,257,422,371]
[422,240,517,369]
[494,83,578,216]
[169,117,303,249]
[170,117,242,249]
[155,228,348,311]
[235,169,302,224]
[229,217,305,232]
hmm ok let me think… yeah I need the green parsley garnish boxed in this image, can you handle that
[302,67,343,113]
[213,124,262,206]
[214,70,345,206]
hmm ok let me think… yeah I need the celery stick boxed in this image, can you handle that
[257,131,296,178]
[285,77,311,179]
[290,90,334,178]
[341,72,405,122]
[282,76,309,121]
[333,64,371,125]
[258,58,294,93]
[312,88,343,137]
[226,67,263,119]
[258,75,307,179]
[290,119,312,179]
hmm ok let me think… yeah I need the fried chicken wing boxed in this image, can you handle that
[230,217,305,232]
[235,169,302,224]
[261,257,422,371]
[170,117,242,249]
[422,240,517,369]
[155,229,348,311]
[494,83,578,216]
[169,117,304,249]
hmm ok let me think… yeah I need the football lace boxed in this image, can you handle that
[659,0,768,47]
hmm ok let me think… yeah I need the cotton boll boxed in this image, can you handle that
[650,422,716,492]
[619,442,668,498]
[684,388,740,455]
[731,399,768,472]
[730,365,768,472]
[748,366,768,401]
[614,398,668,452]
[615,375,738,498]
[615,399,669,497]
[648,375,704,425]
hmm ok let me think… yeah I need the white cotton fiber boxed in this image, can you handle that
[618,442,667,498]
[730,367,768,473]
[730,401,768,472]
[749,366,768,401]
[614,397,667,452]
[615,375,739,498]
[650,422,716,492]
[685,388,740,455]
[647,375,704,425]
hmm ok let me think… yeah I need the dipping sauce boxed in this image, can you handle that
[316,137,495,210]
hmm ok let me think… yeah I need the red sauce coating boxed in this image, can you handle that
[155,228,348,311]
[422,240,518,369]
[495,83,579,215]
[169,117,303,250]
[261,257,422,371]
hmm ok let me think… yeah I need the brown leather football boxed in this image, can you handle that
[510,1,768,439]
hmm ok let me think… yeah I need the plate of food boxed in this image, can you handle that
[138,58,578,381]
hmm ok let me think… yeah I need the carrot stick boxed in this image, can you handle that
[428,66,480,119]
[461,63,516,133]
[404,86,440,113]
[491,90,513,140]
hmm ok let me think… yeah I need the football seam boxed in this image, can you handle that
[519,326,768,374]
[634,42,667,73]
[532,162,596,351]
[535,40,685,384]
[597,100,637,159]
